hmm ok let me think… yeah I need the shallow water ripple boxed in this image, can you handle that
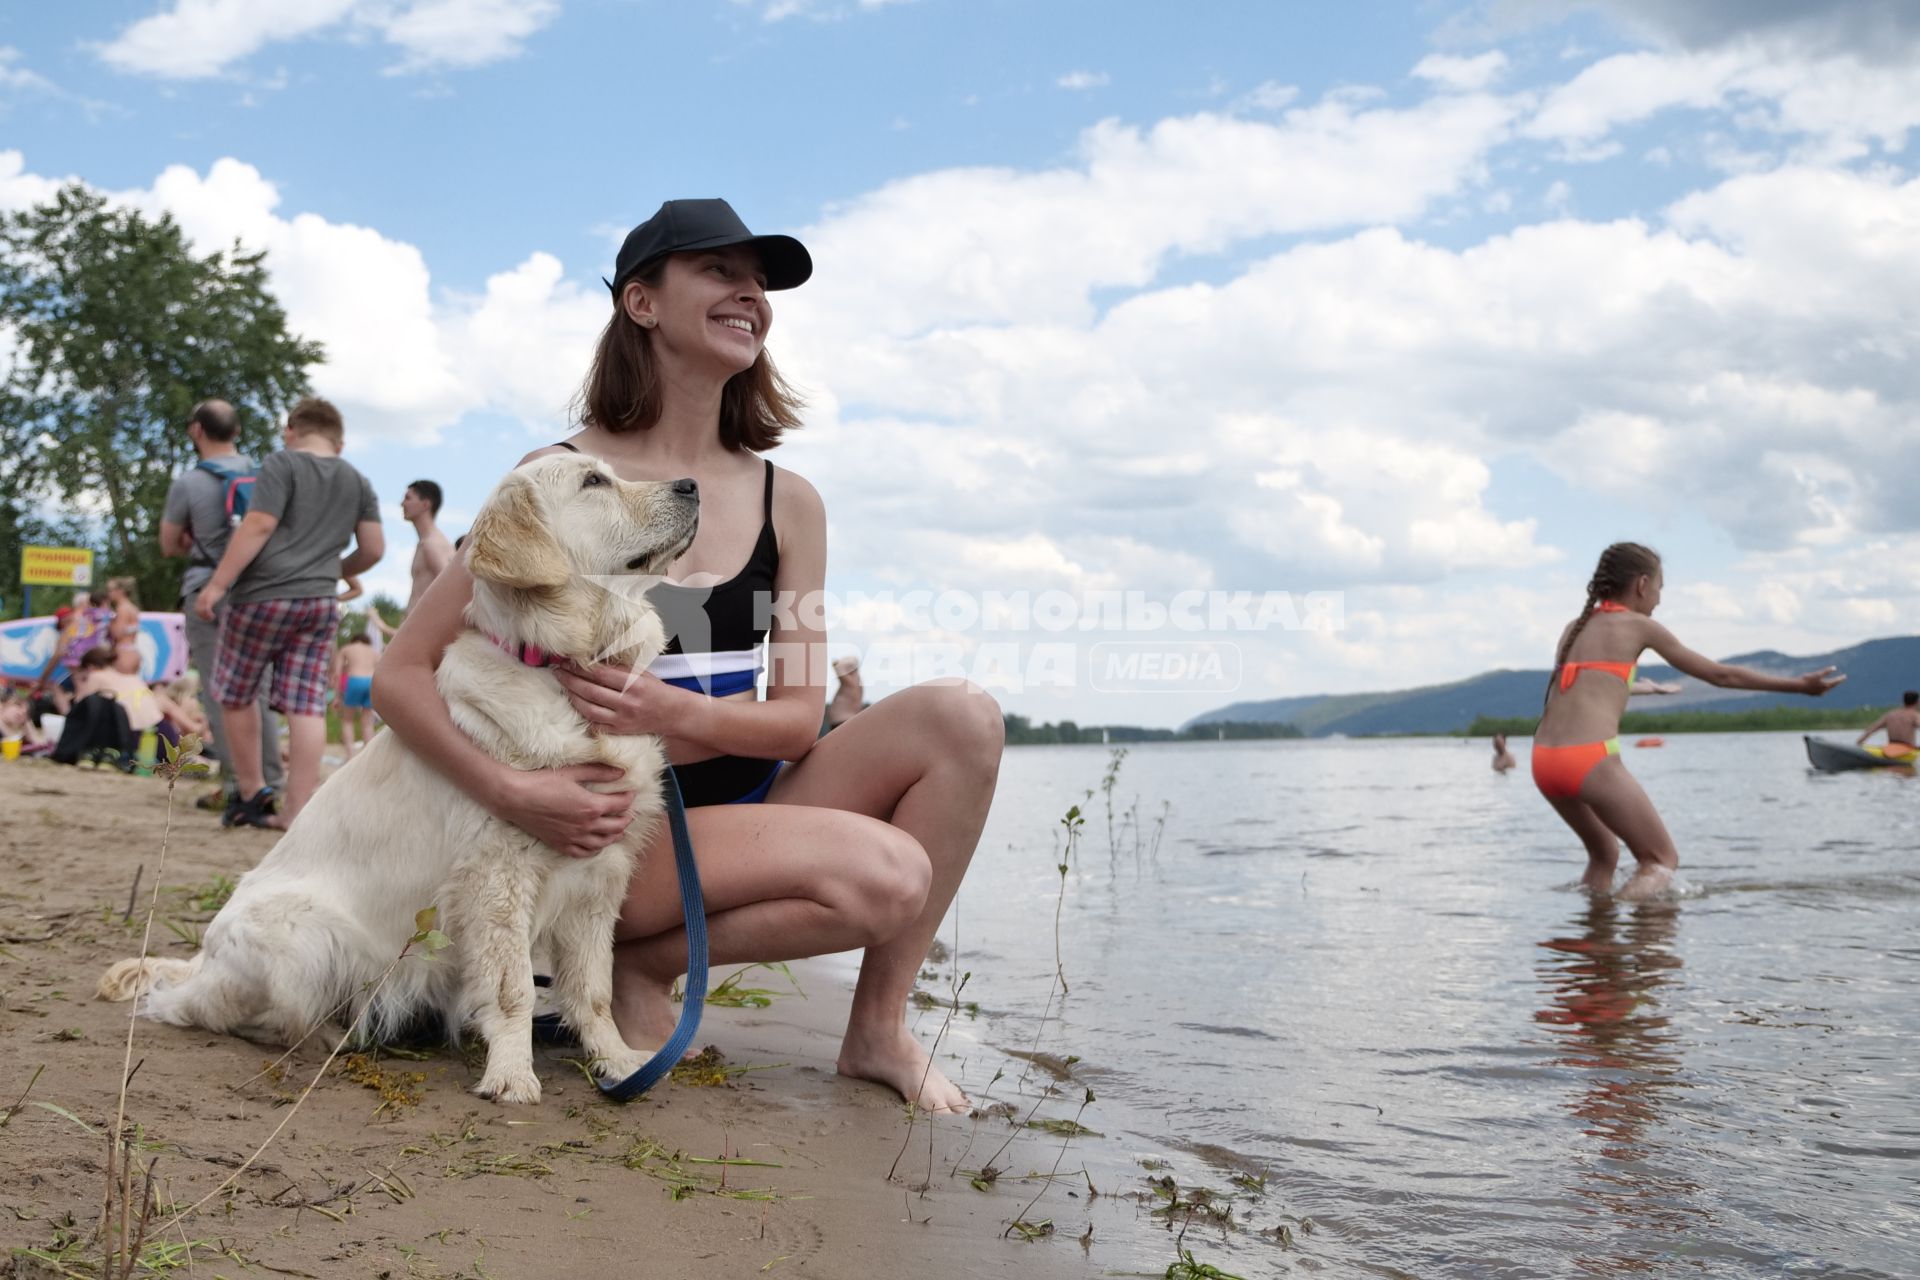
[956,735,1919,1276]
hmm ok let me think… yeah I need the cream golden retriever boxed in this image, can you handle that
[99,453,696,1103]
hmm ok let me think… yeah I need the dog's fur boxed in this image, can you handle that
[99,454,697,1103]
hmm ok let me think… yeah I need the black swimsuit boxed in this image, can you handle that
[553,442,781,806]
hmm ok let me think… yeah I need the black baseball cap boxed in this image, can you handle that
[606,199,812,296]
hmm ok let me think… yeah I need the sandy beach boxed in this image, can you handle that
[0,760,1108,1279]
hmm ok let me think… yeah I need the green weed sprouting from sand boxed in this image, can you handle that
[1015,802,1081,1094]
[886,971,971,1187]
[1165,1246,1249,1279]
[184,874,236,914]
[672,961,806,1009]
[667,1045,788,1088]
[1004,1086,1096,1240]
[1053,805,1078,996]
[706,961,805,1008]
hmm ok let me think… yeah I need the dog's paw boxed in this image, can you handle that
[474,1067,543,1105]
[592,1047,651,1083]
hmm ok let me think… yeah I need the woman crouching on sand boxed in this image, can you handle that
[1534,542,1843,900]
[374,199,1001,1113]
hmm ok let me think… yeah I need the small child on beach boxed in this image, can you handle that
[194,397,384,829]
[0,687,49,753]
[1533,542,1844,900]
[331,632,381,759]
[163,671,213,746]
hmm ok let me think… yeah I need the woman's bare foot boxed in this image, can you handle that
[1616,863,1676,902]
[837,1023,970,1113]
[611,969,680,1052]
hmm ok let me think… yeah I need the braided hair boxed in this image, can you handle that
[1544,541,1661,707]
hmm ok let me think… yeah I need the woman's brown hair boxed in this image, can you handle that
[578,260,805,451]
[1544,541,1662,707]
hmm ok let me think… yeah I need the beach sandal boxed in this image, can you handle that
[221,787,278,830]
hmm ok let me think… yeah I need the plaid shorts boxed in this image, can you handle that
[210,597,340,717]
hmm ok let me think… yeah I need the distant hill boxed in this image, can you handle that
[1185,635,1920,737]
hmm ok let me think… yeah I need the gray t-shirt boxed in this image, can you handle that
[161,453,257,599]
[231,450,380,606]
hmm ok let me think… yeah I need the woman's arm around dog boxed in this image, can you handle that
[371,553,636,859]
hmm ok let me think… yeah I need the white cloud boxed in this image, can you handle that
[1238,81,1300,112]
[10,35,1920,714]
[0,150,68,210]
[137,159,476,440]
[786,89,1520,339]
[756,0,911,20]
[1056,70,1110,91]
[93,0,558,79]
[1412,50,1509,92]
[381,0,560,73]
[1524,39,1920,162]
[0,46,58,95]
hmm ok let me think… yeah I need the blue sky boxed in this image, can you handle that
[4,0,1918,725]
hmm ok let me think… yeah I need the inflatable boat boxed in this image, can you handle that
[0,613,188,686]
[1804,736,1917,773]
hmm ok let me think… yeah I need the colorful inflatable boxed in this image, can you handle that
[0,613,189,686]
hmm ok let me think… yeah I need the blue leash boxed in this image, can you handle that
[532,768,707,1101]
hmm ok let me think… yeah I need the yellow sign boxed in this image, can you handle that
[21,545,94,587]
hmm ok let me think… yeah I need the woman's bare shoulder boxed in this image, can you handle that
[768,461,823,521]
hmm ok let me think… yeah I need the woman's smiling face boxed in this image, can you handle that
[625,245,771,376]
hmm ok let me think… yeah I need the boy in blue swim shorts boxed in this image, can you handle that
[331,631,381,759]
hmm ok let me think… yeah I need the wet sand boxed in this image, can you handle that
[0,760,1086,1278]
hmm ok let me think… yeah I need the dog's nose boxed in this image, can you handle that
[672,478,698,498]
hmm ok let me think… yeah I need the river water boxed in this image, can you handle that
[923,733,1918,1277]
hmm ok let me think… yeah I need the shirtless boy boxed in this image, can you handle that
[401,480,453,611]
[331,632,381,759]
[367,480,453,640]
[1856,691,1919,761]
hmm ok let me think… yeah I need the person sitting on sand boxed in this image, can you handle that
[1491,733,1516,772]
[71,648,198,737]
[374,198,1001,1114]
[1534,542,1843,900]
[0,687,50,753]
[162,671,213,747]
[1855,691,1919,762]
[331,632,381,759]
[58,649,202,767]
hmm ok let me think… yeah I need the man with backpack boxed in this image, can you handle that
[159,399,285,808]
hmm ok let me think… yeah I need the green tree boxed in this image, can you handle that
[0,183,322,611]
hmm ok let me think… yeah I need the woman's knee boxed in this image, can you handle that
[844,827,932,944]
[905,680,1004,774]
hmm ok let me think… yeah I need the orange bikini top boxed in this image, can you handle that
[1557,600,1637,691]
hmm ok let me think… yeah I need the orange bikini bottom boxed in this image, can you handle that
[1531,738,1620,800]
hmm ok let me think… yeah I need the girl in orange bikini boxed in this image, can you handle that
[1535,542,1845,900]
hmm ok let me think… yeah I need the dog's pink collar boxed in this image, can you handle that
[488,632,561,668]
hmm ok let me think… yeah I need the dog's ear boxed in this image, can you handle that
[465,476,570,590]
